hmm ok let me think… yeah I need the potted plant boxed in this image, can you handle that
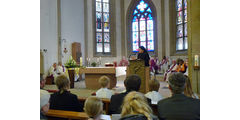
[91,62,97,67]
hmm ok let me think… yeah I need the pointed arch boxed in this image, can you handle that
[126,0,157,56]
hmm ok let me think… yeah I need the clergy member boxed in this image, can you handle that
[164,60,177,81]
[150,55,159,73]
[57,62,65,75]
[137,46,150,66]
[118,56,129,66]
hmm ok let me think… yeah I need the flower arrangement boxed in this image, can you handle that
[65,56,78,68]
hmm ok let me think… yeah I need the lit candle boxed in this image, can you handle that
[194,55,199,66]
[80,57,82,66]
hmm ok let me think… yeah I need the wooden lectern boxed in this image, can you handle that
[127,60,150,93]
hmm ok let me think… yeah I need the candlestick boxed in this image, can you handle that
[80,57,82,66]
[194,55,199,66]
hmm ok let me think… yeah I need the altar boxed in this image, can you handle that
[79,67,126,89]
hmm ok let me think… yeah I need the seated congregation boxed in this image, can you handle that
[40,72,200,120]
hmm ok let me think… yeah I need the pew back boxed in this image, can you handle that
[46,109,88,120]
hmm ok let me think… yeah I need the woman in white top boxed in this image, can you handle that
[145,79,164,104]
[96,76,113,99]
[184,75,199,99]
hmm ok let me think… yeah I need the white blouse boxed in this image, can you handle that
[145,91,164,104]
[96,88,113,99]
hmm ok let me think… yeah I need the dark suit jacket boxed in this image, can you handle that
[50,91,83,112]
[109,91,152,115]
[157,94,200,120]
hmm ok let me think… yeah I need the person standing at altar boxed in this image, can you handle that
[150,55,159,73]
[40,74,46,89]
[164,60,177,81]
[160,56,168,73]
[118,56,129,66]
[137,46,150,66]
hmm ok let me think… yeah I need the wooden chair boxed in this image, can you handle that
[46,109,88,120]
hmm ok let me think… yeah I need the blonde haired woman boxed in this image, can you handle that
[184,75,199,99]
[120,91,158,120]
[84,96,103,120]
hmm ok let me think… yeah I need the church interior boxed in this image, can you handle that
[40,0,200,119]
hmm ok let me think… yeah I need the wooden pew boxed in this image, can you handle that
[78,97,111,115]
[46,109,88,120]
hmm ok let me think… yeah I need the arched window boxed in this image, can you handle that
[96,0,110,53]
[131,0,155,52]
[176,0,188,51]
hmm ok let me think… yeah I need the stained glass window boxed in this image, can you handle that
[96,0,110,53]
[131,0,155,52]
[176,0,188,51]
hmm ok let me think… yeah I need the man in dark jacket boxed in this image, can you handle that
[157,72,200,120]
[109,74,143,114]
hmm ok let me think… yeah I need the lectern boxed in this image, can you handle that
[127,60,150,93]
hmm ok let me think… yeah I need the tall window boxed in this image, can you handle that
[96,0,110,53]
[132,0,154,52]
[176,0,188,51]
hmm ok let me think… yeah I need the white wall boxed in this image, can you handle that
[61,0,85,64]
[41,0,85,74]
[40,0,58,74]
[85,0,122,65]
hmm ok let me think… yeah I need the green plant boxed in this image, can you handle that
[65,56,77,68]
[91,62,97,67]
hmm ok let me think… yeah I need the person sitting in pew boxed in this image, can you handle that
[49,75,84,112]
[84,96,103,120]
[96,76,113,99]
[145,79,164,104]
[120,91,158,120]
[40,73,46,89]
[157,72,200,120]
[184,75,199,99]
[109,74,151,115]
[40,89,50,120]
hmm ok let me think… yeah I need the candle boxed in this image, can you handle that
[194,55,199,66]
[80,57,82,66]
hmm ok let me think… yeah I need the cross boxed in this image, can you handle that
[137,0,147,12]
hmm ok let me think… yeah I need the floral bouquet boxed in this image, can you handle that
[65,56,78,68]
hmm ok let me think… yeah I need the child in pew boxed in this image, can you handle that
[84,96,111,120]
[96,76,114,99]
[145,79,164,104]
